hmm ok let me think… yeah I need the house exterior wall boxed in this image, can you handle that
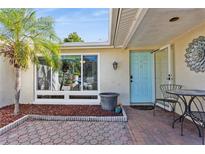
[3,22,205,108]
[20,48,130,105]
[171,22,205,114]
[20,62,34,104]
[0,57,15,107]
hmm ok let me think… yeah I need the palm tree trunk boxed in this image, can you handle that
[14,67,21,115]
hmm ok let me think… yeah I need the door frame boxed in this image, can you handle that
[154,44,174,111]
[129,51,155,105]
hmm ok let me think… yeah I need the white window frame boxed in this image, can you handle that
[34,53,100,104]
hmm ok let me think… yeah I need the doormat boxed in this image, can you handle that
[130,105,154,110]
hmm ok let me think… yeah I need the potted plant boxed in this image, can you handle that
[99,92,120,111]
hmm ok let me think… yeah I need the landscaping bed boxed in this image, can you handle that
[0,104,123,128]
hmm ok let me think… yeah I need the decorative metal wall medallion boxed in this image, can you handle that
[185,36,205,73]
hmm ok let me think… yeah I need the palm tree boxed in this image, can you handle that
[0,9,60,115]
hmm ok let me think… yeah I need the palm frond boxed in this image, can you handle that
[0,8,60,70]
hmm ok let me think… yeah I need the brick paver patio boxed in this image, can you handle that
[126,107,204,144]
[1,106,204,145]
[0,120,133,145]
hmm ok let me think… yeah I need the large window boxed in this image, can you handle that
[83,55,98,90]
[36,54,98,92]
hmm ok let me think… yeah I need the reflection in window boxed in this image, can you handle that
[37,58,51,90]
[83,55,98,90]
[52,70,60,91]
[58,55,81,91]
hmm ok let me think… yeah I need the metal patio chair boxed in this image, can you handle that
[189,96,205,145]
[153,84,183,124]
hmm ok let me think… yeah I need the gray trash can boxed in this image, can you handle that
[99,92,120,111]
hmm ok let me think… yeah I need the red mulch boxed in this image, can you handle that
[0,105,25,128]
[0,104,122,128]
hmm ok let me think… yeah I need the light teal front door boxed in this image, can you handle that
[130,52,154,104]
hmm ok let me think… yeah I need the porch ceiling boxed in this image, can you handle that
[127,8,205,49]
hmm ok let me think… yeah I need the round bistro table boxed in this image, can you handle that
[167,89,205,136]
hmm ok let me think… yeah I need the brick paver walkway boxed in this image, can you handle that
[0,120,133,145]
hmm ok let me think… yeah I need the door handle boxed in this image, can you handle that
[167,74,173,80]
[130,75,133,82]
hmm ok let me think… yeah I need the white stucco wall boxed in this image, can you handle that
[173,23,205,90]
[171,22,205,114]
[20,63,34,103]
[20,48,130,105]
[0,57,15,107]
[98,49,130,105]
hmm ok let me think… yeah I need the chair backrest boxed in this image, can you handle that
[190,97,205,122]
[160,84,182,100]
